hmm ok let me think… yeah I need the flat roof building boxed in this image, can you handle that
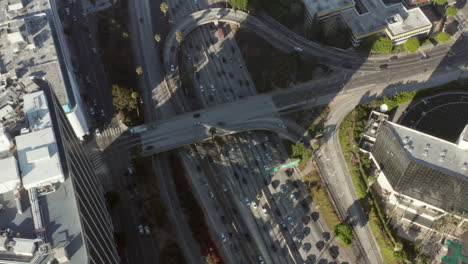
[302,0,432,45]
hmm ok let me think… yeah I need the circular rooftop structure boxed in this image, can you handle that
[398,92,468,143]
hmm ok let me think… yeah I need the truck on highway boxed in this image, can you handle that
[129,125,148,134]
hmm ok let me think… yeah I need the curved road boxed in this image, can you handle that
[163,8,466,73]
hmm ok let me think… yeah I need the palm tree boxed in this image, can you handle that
[160,2,169,16]
[175,30,183,45]
[154,34,162,42]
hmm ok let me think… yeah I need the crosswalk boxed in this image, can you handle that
[97,126,124,138]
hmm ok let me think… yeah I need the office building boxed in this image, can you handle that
[370,121,468,220]
[0,84,119,263]
[302,0,432,45]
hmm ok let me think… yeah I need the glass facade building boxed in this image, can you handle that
[372,122,468,214]
[42,82,120,264]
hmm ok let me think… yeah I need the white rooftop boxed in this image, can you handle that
[341,0,431,39]
[387,121,468,180]
[16,91,63,190]
[0,156,20,194]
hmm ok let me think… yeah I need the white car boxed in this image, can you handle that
[210,84,215,91]
[262,207,268,216]
[199,84,204,92]
[138,225,144,235]
[171,64,175,72]
[95,128,101,137]
[144,225,151,235]
[220,232,226,242]
[194,121,202,126]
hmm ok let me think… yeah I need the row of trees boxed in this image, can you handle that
[371,31,452,54]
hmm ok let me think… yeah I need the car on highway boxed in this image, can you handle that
[220,232,227,242]
[209,191,214,198]
[193,113,200,118]
[280,184,287,193]
[65,8,70,15]
[244,197,250,206]
[210,84,215,91]
[194,121,202,126]
[199,84,204,92]
[171,64,175,72]
[279,221,287,230]
[290,192,299,201]
[95,128,101,137]
[239,65,243,70]
[389,56,398,61]
[138,224,144,235]
[144,225,151,235]
[287,216,294,226]
[89,107,95,116]
[73,16,77,22]
[221,184,227,192]
[229,72,234,79]
[257,255,265,264]
[277,122,287,129]
[379,64,388,70]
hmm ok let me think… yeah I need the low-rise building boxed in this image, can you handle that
[302,0,432,45]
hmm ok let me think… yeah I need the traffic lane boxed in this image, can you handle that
[220,135,288,264]
[191,146,259,263]
[180,151,244,264]
[232,134,299,263]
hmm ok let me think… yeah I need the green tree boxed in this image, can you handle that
[105,191,120,209]
[291,142,313,163]
[371,36,393,54]
[403,37,420,53]
[154,34,162,42]
[136,66,144,75]
[112,85,138,112]
[435,32,451,43]
[229,0,248,11]
[175,30,183,45]
[446,6,458,16]
[334,223,353,246]
[160,2,169,16]
[434,0,447,5]
[122,32,129,39]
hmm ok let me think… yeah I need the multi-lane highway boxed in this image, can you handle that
[116,1,468,264]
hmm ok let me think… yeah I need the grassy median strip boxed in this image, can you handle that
[303,171,341,229]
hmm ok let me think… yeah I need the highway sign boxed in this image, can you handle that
[264,160,299,174]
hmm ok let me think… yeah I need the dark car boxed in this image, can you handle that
[222,57,226,63]
[389,55,398,61]
[379,64,388,70]
[242,177,247,185]
[193,113,200,118]
[229,73,234,79]
[421,55,429,60]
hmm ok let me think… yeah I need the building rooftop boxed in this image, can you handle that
[303,0,355,17]
[386,121,468,182]
[16,91,64,190]
[0,156,20,194]
[342,0,431,39]
[0,1,73,110]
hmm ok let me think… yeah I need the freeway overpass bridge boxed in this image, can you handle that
[122,94,305,156]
